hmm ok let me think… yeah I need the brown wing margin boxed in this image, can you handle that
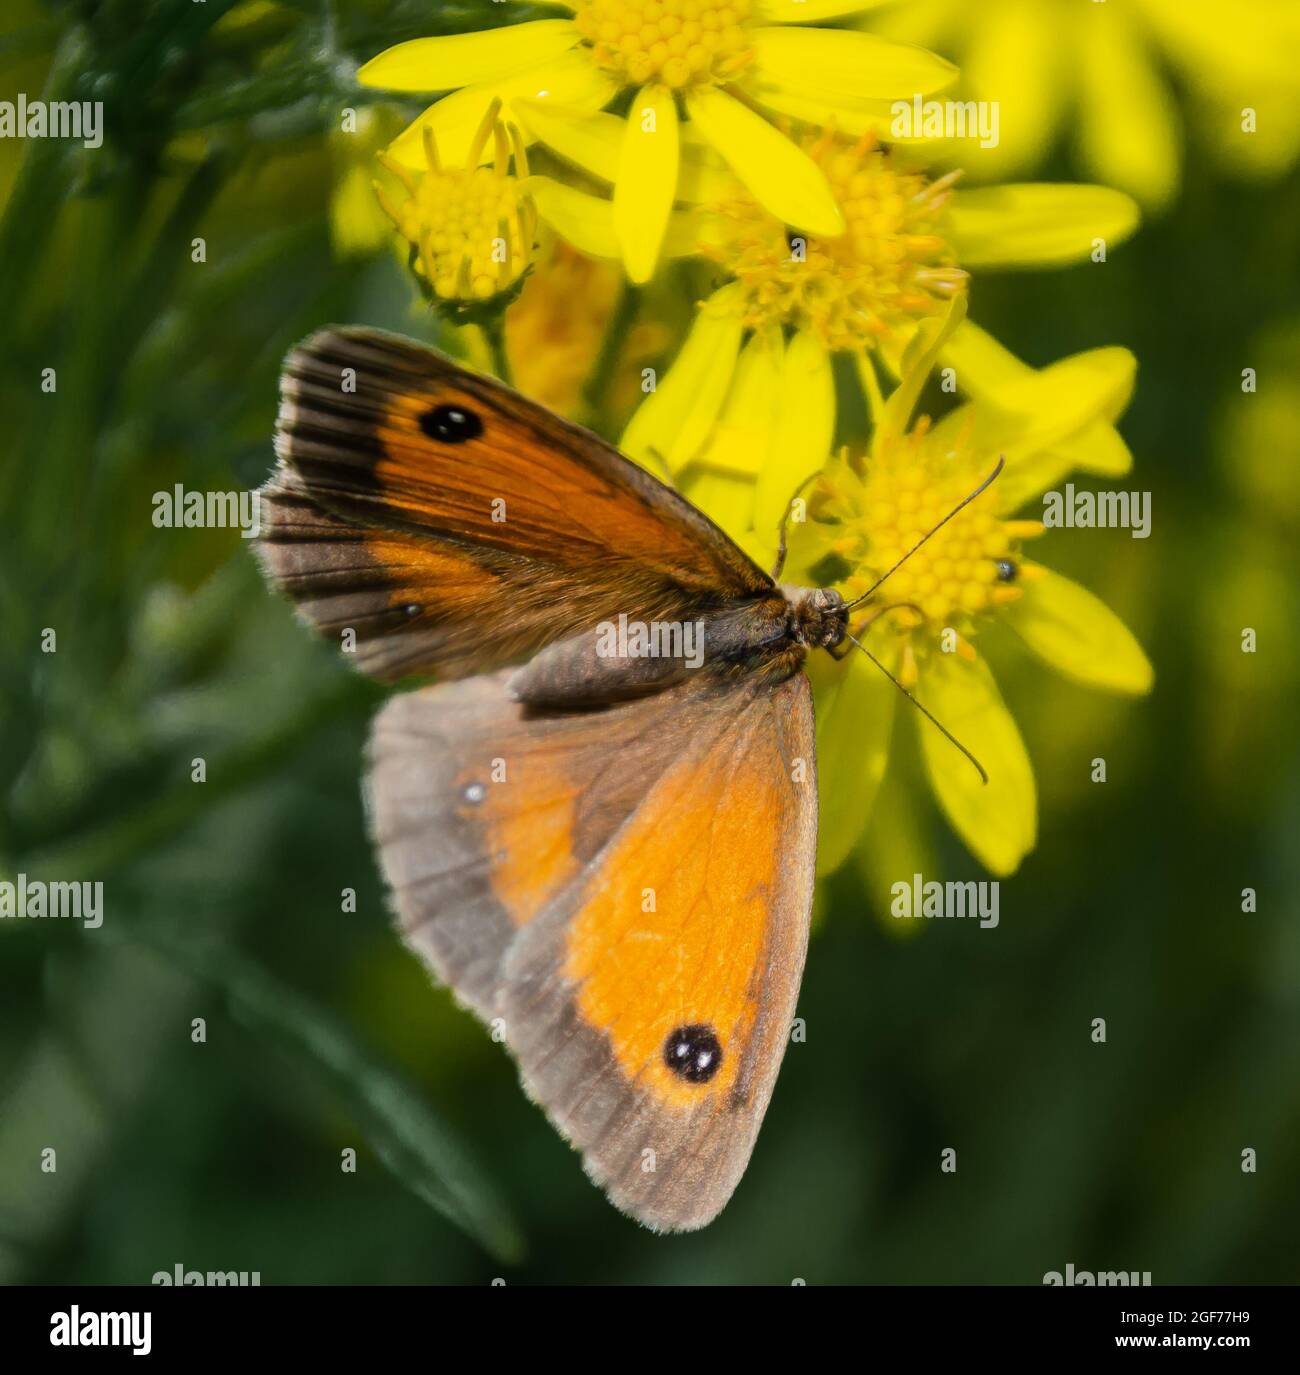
[257,328,774,682]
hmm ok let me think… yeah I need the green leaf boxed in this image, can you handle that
[134,932,525,1265]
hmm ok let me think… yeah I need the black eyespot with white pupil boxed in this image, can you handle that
[664,1024,722,1084]
[420,403,483,443]
[996,558,1018,583]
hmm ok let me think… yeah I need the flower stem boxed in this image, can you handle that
[585,282,640,429]
[481,315,512,387]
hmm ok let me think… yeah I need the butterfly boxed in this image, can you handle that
[255,327,991,1232]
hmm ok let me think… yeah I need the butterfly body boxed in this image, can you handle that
[257,328,830,1231]
[507,584,846,709]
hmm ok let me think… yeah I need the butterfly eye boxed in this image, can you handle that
[995,558,1018,583]
[420,403,483,443]
[663,1024,723,1084]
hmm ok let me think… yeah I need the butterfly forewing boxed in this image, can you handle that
[260,327,772,683]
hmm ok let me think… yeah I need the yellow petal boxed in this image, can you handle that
[527,176,620,258]
[933,330,1137,506]
[691,328,784,479]
[880,294,967,441]
[754,330,835,538]
[677,465,756,546]
[858,772,940,936]
[1048,422,1133,479]
[615,88,680,284]
[515,101,621,180]
[387,54,616,168]
[918,654,1036,877]
[685,85,844,236]
[989,437,1131,514]
[1005,566,1154,695]
[750,26,957,101]
[516,100,740,203]
[358,20,580,92]
[941,321,1133,491]
[740,83,901,140]
[755,0,889,21]
[1008,348,1136,435]
[1139,0,1300,88]
[961,0,1065,179]
[948,184,1140,268]
[1076,2,1180,210]
[936,319,1028,401]
[621,284,746,471]
[854,349,885,426]
[808,650,897,876]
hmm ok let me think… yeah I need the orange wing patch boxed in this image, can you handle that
[369,376,737,577]
[456,757,581,929]
[563,721,781,1107]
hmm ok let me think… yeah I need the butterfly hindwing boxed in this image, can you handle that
[368,668,817,1231]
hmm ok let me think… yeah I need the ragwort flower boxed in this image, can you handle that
[357,1,956,281]
[616,125,1137,545]
[374,99,537,311]
[793,304,1153,876]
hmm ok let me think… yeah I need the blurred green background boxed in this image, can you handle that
[2,0,1298,1284]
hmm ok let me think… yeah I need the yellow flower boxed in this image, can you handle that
[374,99,537,309]
[872,0,1300,209]
[797,305,1154,876]
[357,1,956,282]
[616,128,1137,545]
[695,127,967,350]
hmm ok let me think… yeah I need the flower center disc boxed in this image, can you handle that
[574,0,755,89]
[705,137,967,350]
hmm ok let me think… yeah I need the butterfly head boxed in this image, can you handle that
[785,585,849,653]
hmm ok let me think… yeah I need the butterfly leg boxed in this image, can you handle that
[769,472,823,579]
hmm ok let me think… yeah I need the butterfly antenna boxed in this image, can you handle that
[844,456,1005,611]
[846,632,988,785]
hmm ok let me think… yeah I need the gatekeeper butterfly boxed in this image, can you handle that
[255,328,990,1231]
